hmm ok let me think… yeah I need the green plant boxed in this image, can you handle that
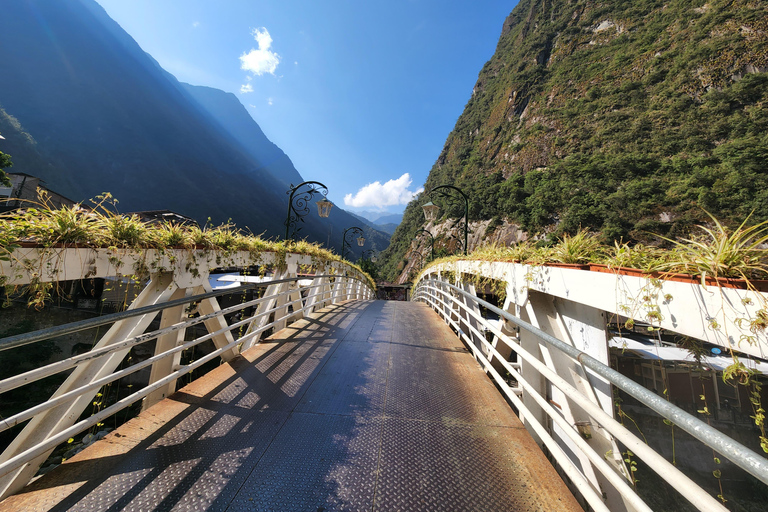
[550,228,603,264]
[656,212,768,283]
[0,192,377,306]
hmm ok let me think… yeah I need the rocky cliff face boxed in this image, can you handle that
[381,0,768,281]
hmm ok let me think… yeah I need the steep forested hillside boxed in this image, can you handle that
[0,0,289,234]
[381,0,768,280]
[0,0,389,258]
[180,84,305,190]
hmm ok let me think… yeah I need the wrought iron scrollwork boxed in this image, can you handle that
[341,226,365,260]
[285,181,329,241]
[428,185,469,255]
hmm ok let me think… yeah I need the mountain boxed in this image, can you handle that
[179,84,304,189]
[351,210,403,225]
[380,0,768,280]
[375,223,399,236]
[0,0,289,235]
[374,213,403,226]
[348,211,401,235]
[0,0,389,258]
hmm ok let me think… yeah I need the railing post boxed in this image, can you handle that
[521,291,632,511]
[487,283,518,375]
[195,281,241,362]
[286,276,305,324]
[274,260,299,332]
[331,274,345,304]
[305,275,329,314]
[518,292,555,447]
[321,275,334,306]
[345,275,354,301]
[459,282,485,360]
[143,287,192,411]
[0,272,178,500]
[241,270,288,350]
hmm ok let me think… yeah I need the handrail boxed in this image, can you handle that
[420,278,768,485]
[0,280,335,395]
[0,274,368,352]
[0,278,353,436]
[0,258,374,497]
[412,275,768,511]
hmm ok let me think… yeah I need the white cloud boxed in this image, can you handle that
[192,21,200,28]
[267,97,273,106]
[344,173,424,209]
[240,83,254,93]
[239,27,280,76]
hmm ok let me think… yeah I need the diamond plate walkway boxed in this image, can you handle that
[1,300,582,511]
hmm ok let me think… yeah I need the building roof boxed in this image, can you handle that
[610,336,768,375]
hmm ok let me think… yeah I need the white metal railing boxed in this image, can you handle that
[413,263,768,512]
[0,247,374,500]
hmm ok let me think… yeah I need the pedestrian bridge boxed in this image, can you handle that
[1,299,578,511]
[1,247,767,511]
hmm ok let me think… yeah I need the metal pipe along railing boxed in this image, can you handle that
[413,277,767,511]
[0,271,373,489]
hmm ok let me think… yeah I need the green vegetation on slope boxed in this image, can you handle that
[381,0,768,281]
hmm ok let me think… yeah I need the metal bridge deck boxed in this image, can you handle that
[2,300,581,511]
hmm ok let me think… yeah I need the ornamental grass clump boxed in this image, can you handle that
[658,212,768,282]
[551,228,603,264]
[608,241,670,273]
[99,213,148,248]
[0,191,101,247]
[151,222,195,248]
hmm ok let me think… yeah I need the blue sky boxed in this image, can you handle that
[95,0,517,214]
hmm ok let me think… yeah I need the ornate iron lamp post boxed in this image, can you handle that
[414,228,435,262]
[422,185,469,255]
[285,181,332,241]
[361,249,377,263]
[341,226,365,260]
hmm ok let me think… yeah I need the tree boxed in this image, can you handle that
[356,258,379,282]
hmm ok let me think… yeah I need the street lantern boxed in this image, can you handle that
[285,181,331,241]
[426,186,469,255]
[341,226,365,260]
[316,197,333,218]
[422,201,439,222]
[371,254,377,263]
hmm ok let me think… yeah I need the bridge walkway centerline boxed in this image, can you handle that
[0,300,582,511]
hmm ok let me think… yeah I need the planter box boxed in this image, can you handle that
[544,262,590,270]
[586,263,768,292]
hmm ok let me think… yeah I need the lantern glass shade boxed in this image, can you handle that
[316,198,333,218]
[356,236,366,247]
[371,255,377,263]
[422,201,439,222]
